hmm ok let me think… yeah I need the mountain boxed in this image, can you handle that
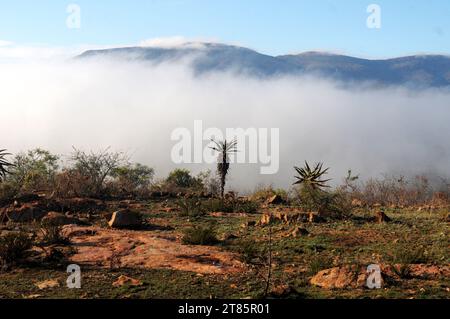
[77,42,450,88]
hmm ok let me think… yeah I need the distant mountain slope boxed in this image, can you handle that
[77,43,450,87]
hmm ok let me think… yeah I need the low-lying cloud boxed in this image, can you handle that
[1,56,449,192]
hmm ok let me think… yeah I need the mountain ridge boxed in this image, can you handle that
[77,42,450,88]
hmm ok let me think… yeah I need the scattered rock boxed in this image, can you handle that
[222,233,239,241]
[258,212,274,226]
[270,284,295,297]
[241,220,256,228]
[108,210,142,229]
[376,211,391,223]
[4,203,48,222]
[310,266,382,289]
[308,212,321,223]
[112,275,143,287]
[35,279,60,290]
[42,212,83,226]
[291,227,309,238]
[258,211,323,226]
[351,199,364,207]
[267,195,285,205]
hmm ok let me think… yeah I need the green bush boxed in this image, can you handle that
[181,225,218,245]
[7,148,59,193]
[202,198,235,213]
[307,254,333,275]
[166,169,198,188]
[236,239,262,264]
[0,231,33,267]
[109,163,154,197]
[177,198,206,217]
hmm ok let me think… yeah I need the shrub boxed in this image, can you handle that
[177,197,206,217]
[109,163,154,197]
[63,148,127,197]
[7,148,59,193]
[39,221,70,246]
[252,185,288,202]
[388,244,427,279]
[307,254,333,275]
[0,181,19,204]
[234,200,259,214]
[181,225,218,245]
[0,231,33,267]
[202,198,235,213]
[236,239,262,264]
[166,169,199,189]
[196,170,220,195]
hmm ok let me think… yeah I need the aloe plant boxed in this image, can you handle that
[294,161,331,190]
[0,149,13,181]
[209,139,237,199]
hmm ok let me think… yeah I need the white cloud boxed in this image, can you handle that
[1,57,449,191]
[0,40,13,47]
[139,36,222,49]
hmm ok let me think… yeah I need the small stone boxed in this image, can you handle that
[112,275,143,287]
[35,279,60,290]
[291,226,309,238]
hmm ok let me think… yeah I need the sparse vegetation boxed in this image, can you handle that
[38,221,70,246]
[0,149,448,299]
[0,231,33,268]
[181,224,218,245]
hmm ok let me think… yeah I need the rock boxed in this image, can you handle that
[267,195,285,205]
[308,212,320,223]
[351,199,364,207]
[222,233,239,241]
[42,212,83,226]
[108,210,142,229]
[112,275,143,287]
[291,227,309,238]
[376,211,391,223]
[241,220,256,228]
[310,266,384,289]
[35,279,60,290]
[5,203,48,222]
[270,284,294,297]
[258,212,273,226]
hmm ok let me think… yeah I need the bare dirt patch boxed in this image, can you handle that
[64,226,244,274]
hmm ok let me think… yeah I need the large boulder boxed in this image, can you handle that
[108,210,142,229]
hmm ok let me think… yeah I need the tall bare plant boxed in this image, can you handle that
[209,139,237,199]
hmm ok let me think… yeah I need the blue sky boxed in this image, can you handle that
[0,0,449,58]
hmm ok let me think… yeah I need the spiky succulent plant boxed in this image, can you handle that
[0,149,13,181]
[294,161,331,190]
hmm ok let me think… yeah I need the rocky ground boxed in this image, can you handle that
[0,196,448,299]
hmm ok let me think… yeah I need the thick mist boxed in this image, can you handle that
[1,57,449,191]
